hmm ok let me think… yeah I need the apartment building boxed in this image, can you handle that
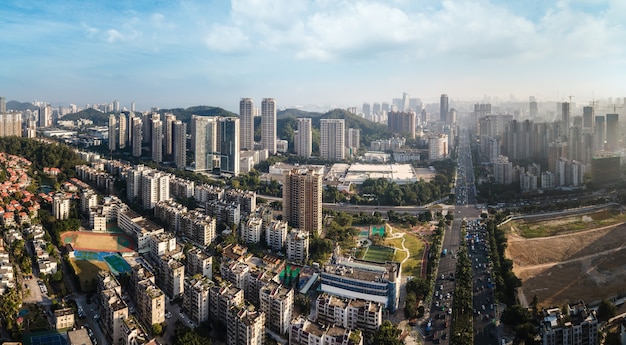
[316,293,383,334]
[227,305,265,345]
[260,281,294,334]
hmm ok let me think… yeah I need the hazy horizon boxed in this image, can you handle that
[2,0,626,112]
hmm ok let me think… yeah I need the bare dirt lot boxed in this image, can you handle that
[506,213,626,307]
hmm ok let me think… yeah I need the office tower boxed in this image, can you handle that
[239,98,254,151]
[130,102,136,112]
[132,117,143,157]
[428,134,448,160]
[113,99,120,113]
[173,120,187,170]
[108,114,117,151]
[38,105,52,128]
[192,115,218,172]
[373,103,381,115]
[381,102,389,114]
[440,94,449,122]
[164,113,176,156]
[151,118,163,163]
[142,113,152,144]
[0,97,5,113]
[283,168,322,235]
[402,92,410,111]
[345,128,360,157]
[529,97,538,118]
[594,116,605,151]
[118,113,127,149]
[320,119,345,160]
[362,103,371,119]
[295,118,312,158]
[582,106,593,131]
[562,102,570,130]
[606,113,619,151]
[387,111,416,138]
[261,98,277,154]
[219,117,240,176]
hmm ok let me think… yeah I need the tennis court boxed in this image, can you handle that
[371,225,385,237]
[74,251,131,274]
[362,245,395,263]
[279,264,302,285]
[28,332,67,345]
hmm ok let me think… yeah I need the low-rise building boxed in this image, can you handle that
[54,307,75,330]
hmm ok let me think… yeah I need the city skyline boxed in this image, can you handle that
[2,0,626,112]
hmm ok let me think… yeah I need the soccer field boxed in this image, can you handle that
[362,245,395,263]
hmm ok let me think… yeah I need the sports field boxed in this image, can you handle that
[61,231,135,252]
[24,332,67,345]
[362,245,395,263]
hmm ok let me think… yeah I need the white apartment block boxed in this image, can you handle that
[183,275,214,325]
[261,98,277,155]
[240,98,255,151]
[53,193,71,220]
[286,229,309,264]
[316,293,383,334]
[428,134,448,160]
[320,119,345,161]
[241,216,263,244]
[289,316,363,345]
[266,220,289,251]
[260,281,294,334]
[227,305,265,345]
[186,247,213,279]
[136,279,165,326]
[141,170,170,210]
[295,118,312,158]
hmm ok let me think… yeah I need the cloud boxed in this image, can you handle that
[204,24,250,53]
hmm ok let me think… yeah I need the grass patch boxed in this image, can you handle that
[70,259,110,291]
[512,210,626,238]
[362,245,395,263]
[383,233,426,277]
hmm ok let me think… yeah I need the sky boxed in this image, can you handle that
[1,0,625,112]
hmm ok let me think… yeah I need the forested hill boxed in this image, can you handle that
[7,100,38,112]
[276,108,392,148]
[60,106,237,126]
[61,108,110,125]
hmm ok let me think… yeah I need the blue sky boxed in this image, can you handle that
[1,0,625,112]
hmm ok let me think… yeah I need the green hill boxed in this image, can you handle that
[157,106,237,124]
[275,108,391,153]
[61,108,110,126]
[6,100,37,111]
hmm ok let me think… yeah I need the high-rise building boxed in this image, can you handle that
[428,134,448,160]
[113,99,120,113]
[295,118,312,158]
[387,111,416,138]
[239,98,254,151]
[362,103,371,118]
[562,102,570,130]
[529,96,538,118]
[345,128,360,157]
[261,98,277,154]
[130,101,136,112]
[173,120,187,170]
[594,116,605,152]
[494,156,513,185]
[39,105,52,128]
[373,103,381,116]
[142,113,152,144]
[118,113,127,149]
[283,168,322,235]
[605,113,619,151]
[0,97,5,113]
[320,119,345,161]
[218,117,240,176]
[226,305,265,345]
[141,170,170,210]
[53,193,71,220]
[108,115,117,151]
[0,114,22,137]
[260,281,293,334]
[131,117,142,157]
[440,94,449,123]
[151,117,163,163]
[582,106,593,131]
[164,113,176,156]
[286,229,309,264]
[192,115,218,172]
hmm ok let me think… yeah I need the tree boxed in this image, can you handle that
[404,293,418,319]
[152,323,164,336]
[174,326,211,345]
[597,298,617,322]
[370,320,402,345]
[500,304,532,327]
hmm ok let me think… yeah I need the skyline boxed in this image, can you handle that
[2,0,626,112]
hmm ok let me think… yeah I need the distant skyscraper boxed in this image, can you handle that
[295,118,312,158]
[606,113,619,151]
[381,102,390,114]
[38,105,52,128]
[373,103,381,116]
[239,98,254,151]
[387,111,416,139]
[118,113,127,149]
[132,117,143,157]
[108,114,117,151]
[594,116,605,151]
[402,92,410,112]
[345,128,360,157]
[562,102,570,129]
[173,120,187,170]
[0,97,5,113]
[362,103,371,119]
[164,113,176,156]
[113,99,120,113]
[130,101,136,112]
[582,106,593,131]
[283,168,322,235]
[261,98,277,154]
[192,115,218,172]
[440,94,449,123]
[529,97,538,118]
[142,113,152,144]
[218,117,240,176]
[151,118,163,163]
[320,119,345,161]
